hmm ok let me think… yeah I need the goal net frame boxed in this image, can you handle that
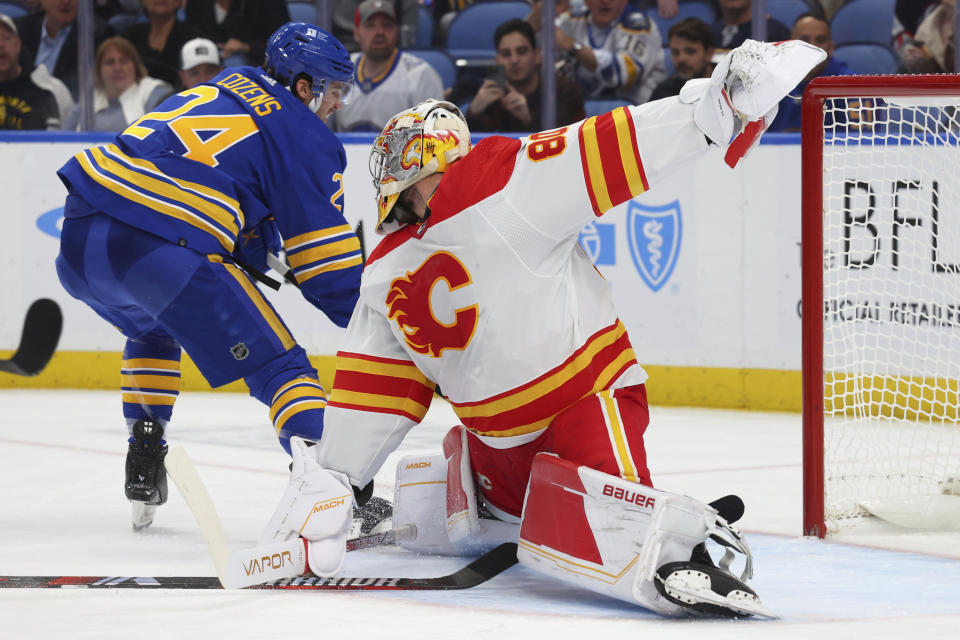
[801,74,960,538]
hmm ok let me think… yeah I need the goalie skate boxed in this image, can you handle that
[655,561,777,619]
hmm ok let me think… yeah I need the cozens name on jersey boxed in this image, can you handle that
[216,74,282,116]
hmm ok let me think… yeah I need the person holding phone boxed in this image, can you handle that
[466,18,584,132]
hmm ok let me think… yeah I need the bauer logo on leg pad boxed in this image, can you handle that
[603,484,656,510]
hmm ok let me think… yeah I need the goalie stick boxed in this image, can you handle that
[0,299,62,377]
[164,447,512,589]
[0,544,519,590]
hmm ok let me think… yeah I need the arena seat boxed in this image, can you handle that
[446,2,533,65]
[407,49,457,90]
[646,0,717,46]
[831,0,896,46]
[833,43,899,75]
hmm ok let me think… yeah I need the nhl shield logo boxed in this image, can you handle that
[627,200,682,292]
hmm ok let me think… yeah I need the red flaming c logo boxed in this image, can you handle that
[386,252,478,358]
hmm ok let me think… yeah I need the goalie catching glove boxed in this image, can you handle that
[681,38,826,168]
[260,437,354,577]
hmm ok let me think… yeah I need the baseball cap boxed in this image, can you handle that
[180,37,220,70]
[354,0,397,27]
[0,13,17,36]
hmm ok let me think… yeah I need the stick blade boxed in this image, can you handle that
[0,299,63,376]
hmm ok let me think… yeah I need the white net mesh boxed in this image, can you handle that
[821,94,960,529]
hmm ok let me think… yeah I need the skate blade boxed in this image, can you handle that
[131,502,158,531]
[662,570,779,619]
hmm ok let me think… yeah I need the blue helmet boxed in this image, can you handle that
[264,22,354,103]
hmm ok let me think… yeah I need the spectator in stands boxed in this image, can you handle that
[121,1,203,87]
[329,0,443,132]
[649,17,714,101]
[184,0,288,67]
[177,36,222,91]
[767,13,850,132]
[0,13,63,129]
[903,0,955,73]
[334,0,419,52]
[893,0,939,59]
[712,0,790,53]
[62,36,170,131]
[95,0,141,19]
[466,18,583,132]
[15,0,111,99]
[551,0,667,105]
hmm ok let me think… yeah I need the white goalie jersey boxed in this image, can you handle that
[318,98,709,488]
[558,7,666,105]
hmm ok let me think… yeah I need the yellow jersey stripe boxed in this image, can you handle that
[285,224,353,251]
[454,323,628,419]
[76,150,234,251]
[332,389,431,420]
[274,399,328,433]
[121,374,181,391]
[287,236,362,269]
[600,390,638,482]
[580,117,614,213]
[122,391,178,406]
[91,147,239,237]
[122,358,180,372]
[621,55,638,86]
[270,384,327,423]
[611,109,646,197]
[104,144,243,224]
[297,254,364,282]
[336,356,431,385]
[209,255,295,350]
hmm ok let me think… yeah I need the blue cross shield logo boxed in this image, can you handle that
[627,200,682,292]
[578,221,616,265]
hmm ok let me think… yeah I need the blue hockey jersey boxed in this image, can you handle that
[58,66,361,327]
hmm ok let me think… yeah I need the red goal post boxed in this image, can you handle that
[801,75,960,538]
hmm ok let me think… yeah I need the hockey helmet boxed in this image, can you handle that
[369,99,471,234]
[264,22,355,105]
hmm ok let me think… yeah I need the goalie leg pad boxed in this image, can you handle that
[517,453,762,617]
[392,427,520,555]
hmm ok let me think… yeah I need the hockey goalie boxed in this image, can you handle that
[260,39,826,617]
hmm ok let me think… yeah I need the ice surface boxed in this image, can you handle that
[1,389,958,639]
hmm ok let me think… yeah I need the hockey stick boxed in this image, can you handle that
[0,543,519,590]
[0,299,63,377]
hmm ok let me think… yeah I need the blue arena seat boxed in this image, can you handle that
[408,49,457,89]
[766,0,818,30]
[646,0,717,46]
[417,6,434,48]
[833,43,899,75]
[831,0,896,46]
[445,2,532,65]
[287,2,318,24]
[584,98,633,118]
[0,2,28,18]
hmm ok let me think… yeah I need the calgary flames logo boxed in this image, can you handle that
[386,251,478,358]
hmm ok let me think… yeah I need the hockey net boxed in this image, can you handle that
[802,75,960,537]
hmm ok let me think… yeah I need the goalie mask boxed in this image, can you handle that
[369,99,471,234]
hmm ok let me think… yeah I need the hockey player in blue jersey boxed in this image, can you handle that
[55,23,372,530]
